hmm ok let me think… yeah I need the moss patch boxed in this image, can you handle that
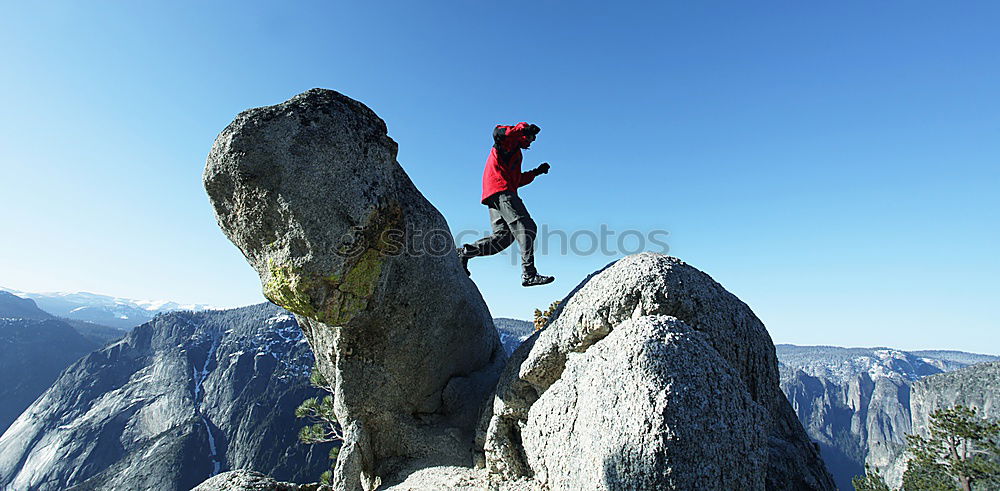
[322,289,370,326]
[339,249,383,297]
[263,259,320,318]
[262,203,400,326]
[263,250,387,326]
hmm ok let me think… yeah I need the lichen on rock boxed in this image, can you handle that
[259,203,399,327]
[264,259,321,319]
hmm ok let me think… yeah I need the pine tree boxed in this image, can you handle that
[296,368,343,484]
[533,300,560,331]
[852,464,891,491]
[902,405,1000,491]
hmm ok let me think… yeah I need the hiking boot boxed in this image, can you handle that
[456,248,471,276]
[521,273,555,287]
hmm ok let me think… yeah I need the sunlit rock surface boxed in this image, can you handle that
[481,253,835,490]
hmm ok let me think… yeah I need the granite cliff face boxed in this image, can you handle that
[777,345,999,490]
[204,89,834,490]
[909,360,1000,429]
[0,303,332,491]
[879,360,1000,488]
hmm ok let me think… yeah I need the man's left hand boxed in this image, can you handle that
[534,162,551,175]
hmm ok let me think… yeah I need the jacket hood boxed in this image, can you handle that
[494,122,535,152]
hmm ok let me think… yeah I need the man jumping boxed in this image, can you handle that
[457,122,555,287]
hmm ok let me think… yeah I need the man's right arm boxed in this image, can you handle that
[493,122,538,167]
[493,125,509,148]
[493,125,516,170]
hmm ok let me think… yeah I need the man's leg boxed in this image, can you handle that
[457,201,515,275]
[494,192,553,286]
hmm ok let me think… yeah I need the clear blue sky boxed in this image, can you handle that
[1,1,997,354]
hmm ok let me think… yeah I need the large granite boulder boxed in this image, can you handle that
[204,89,505,490]
[480,253,835,490]
[523,315,767,489]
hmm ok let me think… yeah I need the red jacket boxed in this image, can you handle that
[481,122,536,203]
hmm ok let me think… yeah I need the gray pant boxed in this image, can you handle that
[460,191,537,276]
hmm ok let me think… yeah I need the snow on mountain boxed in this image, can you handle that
[0,286,216,329]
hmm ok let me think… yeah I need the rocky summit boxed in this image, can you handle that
[479,253,834,490]
[203,89,834,490]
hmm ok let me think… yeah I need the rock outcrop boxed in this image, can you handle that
[204,89,504,490]
[909,360,1000,431]
[521,315,767,489]
[480,253,836,490]
[193,469,320,491]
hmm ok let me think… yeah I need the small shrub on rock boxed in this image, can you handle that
[296,368,343,484]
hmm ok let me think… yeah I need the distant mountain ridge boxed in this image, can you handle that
[0,286,215,329]
[776,344,999,490]
[0,291,51,320]
[0,290,127,345]
[906,349,999,366]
